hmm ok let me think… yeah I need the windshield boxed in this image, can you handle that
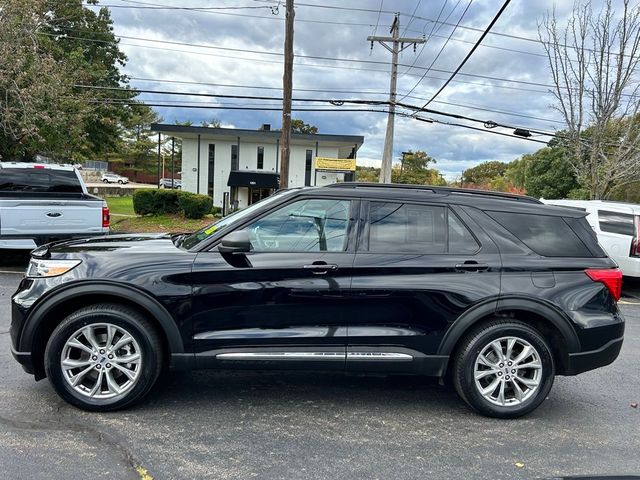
[180,189,298,249]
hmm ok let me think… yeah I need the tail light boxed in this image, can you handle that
[630,215,640,257]
[585,268,622,301]
[102,206,110,228]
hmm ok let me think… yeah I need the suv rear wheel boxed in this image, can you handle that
[44,303,163,412]
[452,320,555,418]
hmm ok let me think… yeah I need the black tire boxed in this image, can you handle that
[452,319,555,419]
[117,180,123,184]
[102,179,108,183]
[44,303,163,412]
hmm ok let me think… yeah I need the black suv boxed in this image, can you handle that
[10,184,624,418]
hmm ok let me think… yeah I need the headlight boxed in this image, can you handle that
[26,259,82,278]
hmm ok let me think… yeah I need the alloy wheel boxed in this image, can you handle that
[60,323,142,400]
[473,336,542,407]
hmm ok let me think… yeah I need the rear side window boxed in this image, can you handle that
[487,211,592,257]
[0,168,82,193]
[598,210,634,235]
[366,202,479,254]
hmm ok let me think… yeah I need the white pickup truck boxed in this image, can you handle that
[0,162,109,249]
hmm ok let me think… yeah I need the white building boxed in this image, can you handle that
[151,123,364,210]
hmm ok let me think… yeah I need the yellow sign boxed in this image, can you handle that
[315,157,356,172]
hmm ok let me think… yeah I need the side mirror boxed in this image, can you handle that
[218,230,251,254]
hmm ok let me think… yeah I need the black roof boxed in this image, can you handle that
[297,182,587,218]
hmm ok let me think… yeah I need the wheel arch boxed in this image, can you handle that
[20,282,185,380]
[438,297,581,375]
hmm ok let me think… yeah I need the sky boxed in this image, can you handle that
[88,0,583,180]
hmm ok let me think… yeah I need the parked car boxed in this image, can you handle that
[541,199,640,277]
[10,184,624,417]
[0,162,109,249]
[159,178,182,189]
[101,173,128,184]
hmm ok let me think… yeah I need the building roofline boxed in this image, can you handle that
[150,123,364,145]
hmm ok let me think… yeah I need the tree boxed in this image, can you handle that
[392,151,446,185]
[540,0,640,199]
[0,0,137,161]
[291,119,318,134]
[462,161,508,186]
[0,0,74,159]
[517,147,580,199]
[201,118,221,128]
[111,105,161,178]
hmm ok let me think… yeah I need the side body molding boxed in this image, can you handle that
[19,281,185,354]
[437,296,581,356]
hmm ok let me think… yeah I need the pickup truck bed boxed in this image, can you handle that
[0,163,109,249]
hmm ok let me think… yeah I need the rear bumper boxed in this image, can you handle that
[564,337,624,375]
[0,232,108,248]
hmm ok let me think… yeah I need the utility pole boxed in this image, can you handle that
[279,0,294,189]
[368,14,425,183]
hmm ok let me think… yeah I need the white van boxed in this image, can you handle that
[541,199,640,277]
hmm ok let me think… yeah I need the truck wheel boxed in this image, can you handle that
[44,304,163,412]
[452,320,555,418]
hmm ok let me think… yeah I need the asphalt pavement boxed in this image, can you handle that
[0,267,639,479]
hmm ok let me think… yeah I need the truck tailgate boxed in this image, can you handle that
[0,197,106,236]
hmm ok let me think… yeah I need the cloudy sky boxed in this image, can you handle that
[88,0,583,179]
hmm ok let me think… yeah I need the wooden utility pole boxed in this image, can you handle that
[368,14,425,183]
[279,0,295,188]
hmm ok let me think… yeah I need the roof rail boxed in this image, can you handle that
[325,182,541,204]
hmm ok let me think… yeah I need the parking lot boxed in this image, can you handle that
[1,261,639,479]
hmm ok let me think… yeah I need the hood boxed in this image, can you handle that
[32,233,180,258]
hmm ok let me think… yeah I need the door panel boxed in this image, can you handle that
[346,202,501,373]
[190,197,358,370]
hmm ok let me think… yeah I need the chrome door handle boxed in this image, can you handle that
[303,263,338,274]
[455,261,489,272]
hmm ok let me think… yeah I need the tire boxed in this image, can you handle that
[102,179,108,183]
[44,303,163,412]
[452,319,555,418]
[117,180,123,184]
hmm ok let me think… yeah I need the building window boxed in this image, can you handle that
[208,144,215,199]
[257,146,264,170]
[305,149,313,186]
[231,144,239,171]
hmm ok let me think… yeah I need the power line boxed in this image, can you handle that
[39,29,559,90]
[419,0,511,109]
[81,97,553,145]
[400,0,453,78]
[371,0,384,37]
[124,77,563,124]
[402,0,423,35]
[72,83,561,136]
[399,0,472,102]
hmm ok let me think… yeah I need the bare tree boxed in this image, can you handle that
[540,0,640,199]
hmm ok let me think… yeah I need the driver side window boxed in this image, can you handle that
[243,199,351,252]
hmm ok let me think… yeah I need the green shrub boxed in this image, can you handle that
[154,189,180,214]
[178,191,212,219]
[210,206,222,216]
[133,189,212,218]
[132,189,156,215]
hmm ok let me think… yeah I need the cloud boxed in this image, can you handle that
[95,0,577,176]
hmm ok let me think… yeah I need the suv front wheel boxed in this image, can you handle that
[44,304,163,411]
[452,320,555,418]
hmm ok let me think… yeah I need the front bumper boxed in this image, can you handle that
[564,336,624,375]
[10,343,34,375]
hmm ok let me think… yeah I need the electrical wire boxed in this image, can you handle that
[398,0,472,102]
[418,0,511,109]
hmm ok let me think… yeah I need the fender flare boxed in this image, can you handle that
[19,281,185,354]
[437,296,581,356]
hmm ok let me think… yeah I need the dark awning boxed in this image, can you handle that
[227,170,280,188]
